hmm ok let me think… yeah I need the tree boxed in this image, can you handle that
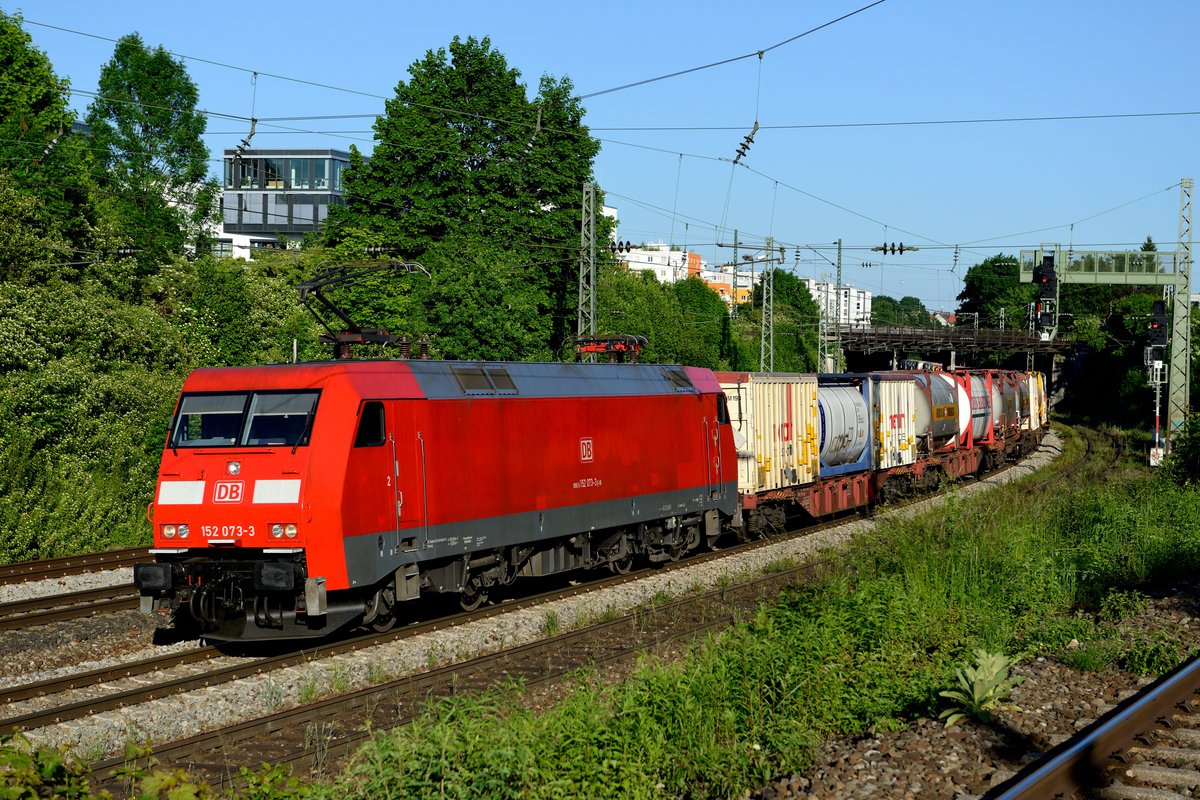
[0,12,93,250]
[595,266,689,365]
[0,171,73,283]
[873,295,934,326]
[85,33,216,284]
[672,277,733,369]
[324,36,603,355]
[956,254,1033,328]
[742,270,821,371]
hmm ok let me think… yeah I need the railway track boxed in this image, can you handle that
[1,516,844,733]
[87,555,836,795]
[0,585,139,632]
[0,547,147,585]
[987,653,1200,799]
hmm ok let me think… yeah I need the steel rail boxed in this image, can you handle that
[0,587,140,631]
[987,654,1200,799]
[0,548,147,585]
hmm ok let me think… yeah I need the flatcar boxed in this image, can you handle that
[134,359,1047,641]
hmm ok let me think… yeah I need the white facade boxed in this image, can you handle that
[800,278,872,326]
[621,243,693,283]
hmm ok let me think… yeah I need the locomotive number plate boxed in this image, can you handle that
[200,524,258,538]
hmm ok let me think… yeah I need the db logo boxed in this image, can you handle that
[579,437,594,463]
[213,480,245,504]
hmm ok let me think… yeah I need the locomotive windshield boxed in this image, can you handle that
[170,391,319,448]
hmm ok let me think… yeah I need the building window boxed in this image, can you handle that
[287,159,310,190]
[332,160,345,192]
[313,159,329,190]
[263,158,285,189]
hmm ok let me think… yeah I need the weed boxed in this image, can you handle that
[1059,639,1121,672]
[938,649,1025,726]
[542,610,560,637]
[1099,589,1147,623]
[263,676,284,710]
[367,659,390,685]
[329,663,351,694]
[1120,633,1181,675]
[761,556,797,574]
[425,642,443,668]
[298,675,320,704]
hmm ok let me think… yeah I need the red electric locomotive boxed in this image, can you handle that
[134,360,738,640]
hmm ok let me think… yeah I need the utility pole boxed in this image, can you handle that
[835,238,843,371]
[759,237,775,371]
[1168,177,1193,444]
[577,182,597,362]
[731,230,740,316]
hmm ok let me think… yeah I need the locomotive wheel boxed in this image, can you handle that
[460,577,489,612]
[365,585,398,633]
[371,609,398,633]
[609,554,634,575]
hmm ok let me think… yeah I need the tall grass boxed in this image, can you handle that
[311,446,1200,800]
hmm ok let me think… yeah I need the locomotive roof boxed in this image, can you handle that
[180,360,722,400]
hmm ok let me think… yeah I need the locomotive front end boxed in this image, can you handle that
[134,372,354,640]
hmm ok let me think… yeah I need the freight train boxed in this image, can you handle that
[133,359,1047,641]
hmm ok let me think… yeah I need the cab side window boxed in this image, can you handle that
[354,401,386,447]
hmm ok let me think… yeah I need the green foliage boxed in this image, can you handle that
[0,12,94,249]
[0,170,75,284]
[1059,639,1121,672]
[955,254,1031,328]
[407,241,554,361]
[324,36,602,355]
[1160,412,1200,487]
[937,649,1025,726]
[85,32,217,284]
[1098,589,1148,623]
[0,265,315,564]
[741,270,820,371]
[1119,632,1182,675]
[597,266,692,365]
[0,732,101,799]
[872,295,935,327]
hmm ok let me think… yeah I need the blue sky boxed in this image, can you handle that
[14,0,1199,311]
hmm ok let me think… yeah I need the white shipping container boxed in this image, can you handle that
[874,378,917,469]
[719,374,818,494]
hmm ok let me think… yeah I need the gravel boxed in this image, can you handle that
[13,430,1149,800]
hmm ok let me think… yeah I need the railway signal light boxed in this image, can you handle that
[610,240,633,254]
[1033,255,1057,301]
[1149,300,1169,347]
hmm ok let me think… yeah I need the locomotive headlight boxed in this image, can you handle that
[226,461,241,476]
[177,524,190,539]
[271,524,284,538]
[284,523,297,539]
[162,524,177,538]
